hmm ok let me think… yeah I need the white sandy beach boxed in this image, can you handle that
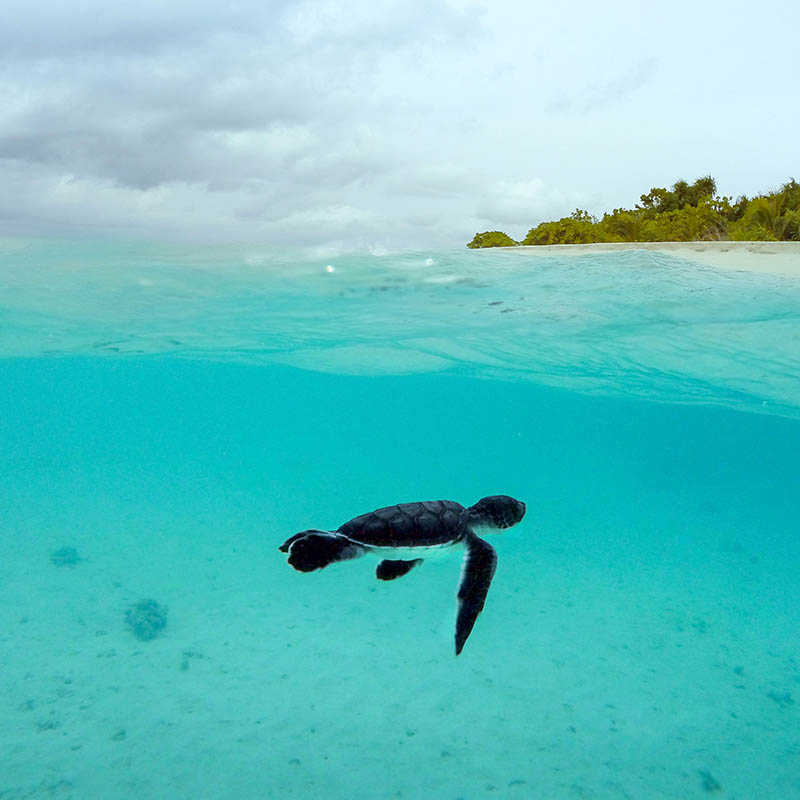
[497,241,800,277]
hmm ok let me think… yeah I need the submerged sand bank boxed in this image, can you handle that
[496,241,800,277]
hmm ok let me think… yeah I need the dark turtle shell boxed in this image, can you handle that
[337,500,466,548]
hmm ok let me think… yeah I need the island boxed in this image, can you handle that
[468,177,800,248]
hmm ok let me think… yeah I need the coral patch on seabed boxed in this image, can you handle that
[50,546,82,567]
[124,599,168,641]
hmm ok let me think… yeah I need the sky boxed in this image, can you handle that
[1,0,798,252]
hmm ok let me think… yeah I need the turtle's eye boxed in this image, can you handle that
[508,499,526,525]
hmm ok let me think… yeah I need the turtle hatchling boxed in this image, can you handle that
[279,495,526,655]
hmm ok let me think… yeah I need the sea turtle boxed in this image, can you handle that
[279,495,526,655]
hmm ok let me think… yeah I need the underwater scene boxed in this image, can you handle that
[1,240,799,799]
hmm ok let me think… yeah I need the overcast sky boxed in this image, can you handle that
[1,0,798,251]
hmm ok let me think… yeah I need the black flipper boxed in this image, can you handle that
[455,534,498,655]
[376,558,423,581]
[282,531,366,572]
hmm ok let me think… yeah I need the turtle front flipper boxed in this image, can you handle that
[376,558,423,581]
[281,531,366,572]
[455,534,498,655]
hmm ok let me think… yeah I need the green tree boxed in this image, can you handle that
[716,194,749,222]
[599,208,645,242]
[729,192,799,241]
[466,175,800,247]
[521,211,609,245]
[780,178,800,211]
[637,175,718,215]
[467,230,519,248]
[639,186,669,211]
[690,175,717,202]
[640,197,726,241]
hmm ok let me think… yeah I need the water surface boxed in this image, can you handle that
[1,240,798,799]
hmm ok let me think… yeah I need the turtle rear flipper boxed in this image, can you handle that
[455,534,497,655]
[283,531,366,572]
[376,558,423,581]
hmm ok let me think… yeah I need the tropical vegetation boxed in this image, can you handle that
[467,177,800,247]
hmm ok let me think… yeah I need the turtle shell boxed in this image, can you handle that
[337,500,466,548]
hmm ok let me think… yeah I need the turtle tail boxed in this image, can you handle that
[279,530,366,572]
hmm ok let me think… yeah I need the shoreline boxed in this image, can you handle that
[486,241,800,277]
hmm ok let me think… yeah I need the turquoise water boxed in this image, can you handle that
[1,240,799,798]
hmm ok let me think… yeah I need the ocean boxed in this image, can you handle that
[1,239,798,799]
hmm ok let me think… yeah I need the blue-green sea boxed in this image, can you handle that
[1,239,799,799]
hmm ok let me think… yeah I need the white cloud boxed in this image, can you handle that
[476,179,570,226]
[0,0,798,249]
[548,58,658,114]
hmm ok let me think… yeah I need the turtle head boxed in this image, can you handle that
[466,495,526,531]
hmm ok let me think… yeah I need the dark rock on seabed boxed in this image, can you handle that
[124,599,168,641]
